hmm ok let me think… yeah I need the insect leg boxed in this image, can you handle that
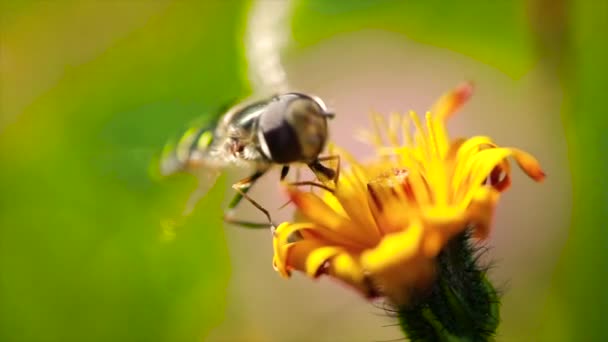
[223,171,276,230]
[275,165,294,210]
[277,167,334,211]
[280,165,290,181]
[286,181,335,194]
[308,154,341,184]
[227,170,265,210]
[222,216,272,229]
[316,154,341,182]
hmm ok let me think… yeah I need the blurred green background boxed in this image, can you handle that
[0,0,606,341]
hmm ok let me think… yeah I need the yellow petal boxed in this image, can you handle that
[366,173,415,234]
[427,111,450,159]
[284,239,328,276]
[297,225,367,251]
[371,112,391,147]
[273,222,305,277]
[321,191,347,217]
[401,114,413,147]
[452,136,497,192]
[456,148,513,207]
[422,205,465,224]
[388,112,402,147]
[455,136,496,162]
[273,254,290,278]
[327,252,371,297]
[276,221,366,251]
[361,222,423,272]
[393,148,432,206]
[469,187,500,240]
[274,222,307,246]
[430,81,475,121]
[459,146,544,208]
[422,227,444,257]
[425,112,440,158]
[510,147,546,182]
[419,209,468,256]
[286,187,371,246]
[410,111,430,161]
[333,169,382,240]
[305,246,344,277]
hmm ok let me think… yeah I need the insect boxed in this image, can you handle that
[160,92,339,229]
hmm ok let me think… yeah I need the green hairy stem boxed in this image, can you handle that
[397,230,500,341]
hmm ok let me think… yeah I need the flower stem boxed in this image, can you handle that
[397,230,500,341]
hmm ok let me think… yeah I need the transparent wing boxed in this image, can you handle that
[159,126,232,216]
[159,140,186,177]
[182,167,223,216]
[159,126,205,177]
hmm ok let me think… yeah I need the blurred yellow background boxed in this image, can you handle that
[1,0,605,341]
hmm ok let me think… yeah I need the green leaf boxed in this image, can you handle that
[0,1,249,341]
[291,0,535,78]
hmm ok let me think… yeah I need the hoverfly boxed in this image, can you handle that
[160,92,339,229]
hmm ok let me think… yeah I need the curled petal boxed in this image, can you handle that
[283,239,329,276]
[273,222,309,277]
[455,136,497,162]
[305,246,344,277]
[489,160,512,192]
[510,147,546,182]
[455,148,513,206]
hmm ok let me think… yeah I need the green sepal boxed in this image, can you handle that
[397,230,500,341]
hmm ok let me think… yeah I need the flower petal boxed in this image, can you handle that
[331,164,382,240]
[455,136,496,162]
[286,187,372,246]
[321,191,347,217]
[427,112,450,160]
[510,147,546,182]
[305,246,344,277]
[361,221,423,273]
[489,161,512,192]
[469,187,500,240]
[456,147,513,207]
[327,252,371,297]
[275,221,366,252]
[284,239,329,275]
[273,222,308,277]
[430,81,474,121]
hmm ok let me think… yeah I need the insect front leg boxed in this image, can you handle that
[277,165,293,210]
[308,154,341,185]
[280,165,290,181]
[316,154,341,183]
[277,164,337,211]
[223,170,276,230]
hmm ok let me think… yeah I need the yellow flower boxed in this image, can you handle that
[272,83,545,305]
